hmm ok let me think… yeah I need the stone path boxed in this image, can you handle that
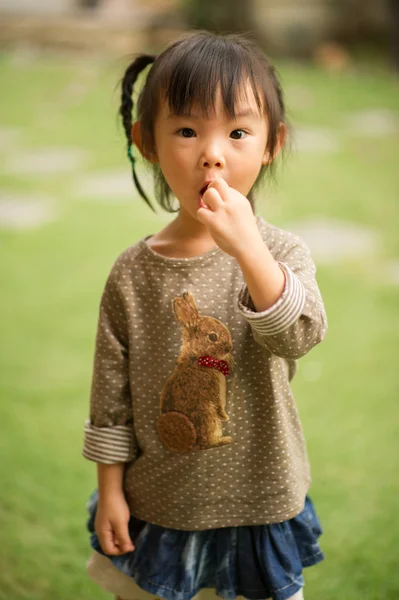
[0,193,55,230]
[294,127,339,153]
[285,217,380,264]
[75,169,138,199]
[74,169,172,221]
[285,84,315,111]
[384,261,399,285]
[5,147,88,175]
[0,126,22,150]
[344,109,399,137]
[290,109,399,153]
[0,97,397,284]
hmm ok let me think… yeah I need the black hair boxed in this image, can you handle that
[119,31,286,213]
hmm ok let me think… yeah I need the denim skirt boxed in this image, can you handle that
[86,490,324,600]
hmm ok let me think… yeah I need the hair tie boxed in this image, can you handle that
[128,145,135,165]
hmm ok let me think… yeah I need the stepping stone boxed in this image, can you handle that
[75,168,157,201]
[76,169,189,222]
[384,261,399,285]
[286,85,315,110]
[294,127,339,153]
[0,127,22,150]
[0,193,56,230]
[345,109,399,137]
[5,148,88,175]
[285,217,380,264]
[76,169,136,199]
[10,43,41,67]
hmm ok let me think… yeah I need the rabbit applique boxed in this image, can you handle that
[156,291,235,454]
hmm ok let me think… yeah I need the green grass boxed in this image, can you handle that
[0,49,398,600]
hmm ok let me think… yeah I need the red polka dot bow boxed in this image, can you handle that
[198,355,230,376]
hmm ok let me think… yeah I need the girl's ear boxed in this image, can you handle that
[262,122,287,165]
[131,122,158,164]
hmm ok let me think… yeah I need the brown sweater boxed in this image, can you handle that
[82,215,327,530]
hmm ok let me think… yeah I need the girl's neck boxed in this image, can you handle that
[147,207,218,258]
[170,209,214,242]
[162,207,216,244]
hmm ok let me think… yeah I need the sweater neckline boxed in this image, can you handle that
[138,215,263,267]
[139,236,221,266]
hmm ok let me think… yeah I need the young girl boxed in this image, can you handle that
[83,31,327,600]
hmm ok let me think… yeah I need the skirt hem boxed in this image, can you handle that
[110,567,303,600]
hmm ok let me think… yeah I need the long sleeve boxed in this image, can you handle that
[237,234,327,360]
[82,266,139,464]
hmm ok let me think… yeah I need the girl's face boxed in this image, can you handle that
[151,81,273,219]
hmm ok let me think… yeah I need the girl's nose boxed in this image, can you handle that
[202,158,224,168]
[201,147,225,169]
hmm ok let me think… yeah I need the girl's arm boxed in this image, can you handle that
[236,237,286,312]
[97,462,125,498]
[82,259,138,555]
[82,261,139,465]
[95,463,135,555]
[237,233,327,360]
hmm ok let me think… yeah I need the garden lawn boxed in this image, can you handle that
[0,50,398,600]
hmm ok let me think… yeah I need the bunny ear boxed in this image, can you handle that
[173,292,200,330]
[182,291,200,314]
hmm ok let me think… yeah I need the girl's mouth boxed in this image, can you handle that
[200,183,210,197]
[199,182,210,208]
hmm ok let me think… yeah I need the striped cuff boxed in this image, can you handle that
[237,262,306,336]
[82,420,135,464]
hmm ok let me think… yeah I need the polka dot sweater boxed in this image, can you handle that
[82,216,327,530]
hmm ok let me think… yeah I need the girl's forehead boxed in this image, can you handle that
[159,82,264,121]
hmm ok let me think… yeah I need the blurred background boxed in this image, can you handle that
[0,1,398,599]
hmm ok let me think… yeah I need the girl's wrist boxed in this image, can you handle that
[98,484,125,497]
[97,462,126,499]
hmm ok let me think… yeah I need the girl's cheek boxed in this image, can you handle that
[173,148,192,166]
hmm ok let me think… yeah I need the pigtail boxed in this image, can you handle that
[119,55,156,212]
[268,63,285,129]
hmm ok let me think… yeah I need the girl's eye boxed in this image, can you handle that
[230,129,247,140]
[177,128,196,138]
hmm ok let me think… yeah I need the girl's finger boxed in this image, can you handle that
[202,186,222,210]
[208,177,229,201]
[99,528,119,555]
[196,205,216,225]
[113,521,135,553]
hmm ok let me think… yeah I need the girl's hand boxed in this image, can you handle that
[95,491,135,555]
[196,178,262,258]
